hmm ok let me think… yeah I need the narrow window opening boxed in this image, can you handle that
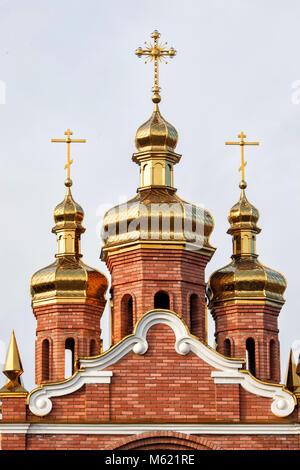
[65,338,75,378]
[90,339,98,356]
[224,338,231,357]
[41,339,50,381]
[154,291,170,309]
[121,294,134,337]
[246,338,256,377]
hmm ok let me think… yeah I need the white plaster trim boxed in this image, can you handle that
[0,423,30,433]
[29,371,112,416]
[211,371,295,417]
[1,423,300,435]
[28,310,295,418]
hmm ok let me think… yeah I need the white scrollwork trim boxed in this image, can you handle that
[28,310,296,418]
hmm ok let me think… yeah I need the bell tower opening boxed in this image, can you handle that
[154,291,170,309]
[65,338,75,378]
[246,338,256,377]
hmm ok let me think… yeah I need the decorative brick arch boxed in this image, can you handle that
[108,431,222,450]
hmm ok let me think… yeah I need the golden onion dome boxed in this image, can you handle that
[227,181,260,234]
[31,179,108,307]
[53,178,85,232]
[207,181,286,307]
[207,257,286,307]
[101,186,215,259]
[135,105,178,153]
[101,99,215,260]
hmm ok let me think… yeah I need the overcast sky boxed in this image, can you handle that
[0,0,300,390]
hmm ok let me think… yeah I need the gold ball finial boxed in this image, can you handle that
[65,178,73,187]
[152,92,161,104]
[151,30,160,39]
[239,180,247,190]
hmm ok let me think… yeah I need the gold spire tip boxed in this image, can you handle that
[225,132,259,185]
[135,30,177,104]
[51,129,86,183]
[0,330,27,394]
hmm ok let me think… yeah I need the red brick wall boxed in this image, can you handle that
[211,304,281,382]
[23,431,300,450]
[1,434,26,450]
[26,324,283,424]
[33,303,105,384]
[106,248,210,343]
[1,397,27,421]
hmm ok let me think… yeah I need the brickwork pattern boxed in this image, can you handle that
[211,304,281,382]
[107,248,210,343]
[33,303,105,384]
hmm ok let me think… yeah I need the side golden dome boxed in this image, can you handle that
[31,257,108,307]
[207,182,286,307]
[31,180,108,307]
[135,105,178,153]
[207,257,286,307]
[228,182,260,234]
[53,178,85,233]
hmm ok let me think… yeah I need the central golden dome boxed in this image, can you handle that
[101,103,215,260]
[135,105,178,153]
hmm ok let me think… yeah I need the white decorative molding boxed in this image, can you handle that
[29,371,112,416]
[0,423,30,434]
[211,371,295,418]
[28,310,295,418]
[1,422,300,435]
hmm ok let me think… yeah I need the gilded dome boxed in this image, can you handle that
[31,180,108,307]
[207,256,286,307]
[135,105,178,153]
[101,186,215,259]
[207,183,286,307]
[53,179,85,232]
[227,183,260,234]
[31,257,108,307]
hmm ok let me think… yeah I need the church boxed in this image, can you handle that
[0,31,299,451]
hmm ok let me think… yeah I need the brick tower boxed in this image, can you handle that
[30,133,108,385]
[207,171,286,383]
[101,31,215,345]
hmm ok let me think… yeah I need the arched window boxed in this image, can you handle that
[269,339,276,380]
[246,338,256,377]
[65,338,75,378]
[154,291,170,309]
[90,339,98,356]
[189,294,199,334]
[224,338,231,357]
[41,339,50,381]
[121,294,134,337]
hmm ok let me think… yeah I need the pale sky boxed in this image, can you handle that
[0,0,300,390]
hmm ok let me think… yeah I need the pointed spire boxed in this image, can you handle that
[284,349,300,394]
[0,331,27,394]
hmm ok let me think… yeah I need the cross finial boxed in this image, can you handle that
[135,30,177,105]
[51,129,86,186]
[225,132,259,186]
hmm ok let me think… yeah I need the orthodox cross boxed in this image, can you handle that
[225,132,259,182]
[135,30,176,103]
[51,129,86,180]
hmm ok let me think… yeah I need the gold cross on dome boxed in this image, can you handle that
[225,132,259,182]
[135,30,176,104]
[51,129,86,180]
